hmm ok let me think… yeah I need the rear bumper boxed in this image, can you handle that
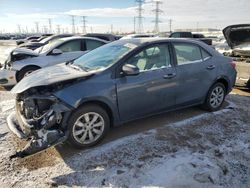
[0,68,17,86]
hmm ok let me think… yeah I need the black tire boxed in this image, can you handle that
[67,104,110,149]
[202,82,226,111]
[16,66,40,82]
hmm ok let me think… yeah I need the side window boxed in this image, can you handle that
[127,44,171,72]
[170,33,180,38]
[173,43,203,65]
[201,48,212,61]
[85,39,105,50]
[58,40,81,52]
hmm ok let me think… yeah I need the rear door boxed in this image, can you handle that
[172,42,217,105]
[116,43,177,121]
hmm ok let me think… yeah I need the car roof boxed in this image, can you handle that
[116,37,218,55]
[56,36,109,43]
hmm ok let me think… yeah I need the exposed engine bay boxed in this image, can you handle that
[8,87,72,158]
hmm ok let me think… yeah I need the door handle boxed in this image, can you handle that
[163,73,176,79]
[206,65,215,70]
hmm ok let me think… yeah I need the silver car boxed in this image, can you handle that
[0,36,107,87]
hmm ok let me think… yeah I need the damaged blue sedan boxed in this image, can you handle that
[7,38,236,158]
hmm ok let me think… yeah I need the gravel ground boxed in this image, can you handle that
[0,91,249,187]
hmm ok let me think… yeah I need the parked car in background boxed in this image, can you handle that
[221,24,250,88]
[0,37,107,87]
[169,32,212,45]
[28,34,53,43]
[18,34,74,50]
[83,33,121,41]
[120,33,157,39]
[16,36,40,45]
[7,38,236,158]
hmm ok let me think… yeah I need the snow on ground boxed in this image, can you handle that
[0,90,249,188]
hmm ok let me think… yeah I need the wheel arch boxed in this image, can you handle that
[214,76,230,93]
[76,100,115,128]
[16,65,41,81]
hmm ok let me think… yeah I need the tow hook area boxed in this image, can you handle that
[10,129,67,159]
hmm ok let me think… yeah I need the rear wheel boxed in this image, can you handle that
[67,104,110,148]
[203,82,226,111]
[16,66,40,82]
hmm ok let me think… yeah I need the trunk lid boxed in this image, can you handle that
[223,24,250,49]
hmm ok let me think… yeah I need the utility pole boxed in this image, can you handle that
[152,0,163,34]
[110,24,113,33]
[135,0,145,34]
[43,25,48,34]
[35,22,39,33]
[48,18,52,33]
[17,24,21,34]
[169,19,173,33]
[56,25,61,34]
[70,15,75,34]
[81,16,87,34]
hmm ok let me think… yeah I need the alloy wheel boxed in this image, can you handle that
[72,112,105,144]
[209,86,225,108]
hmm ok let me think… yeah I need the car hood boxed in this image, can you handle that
[12,48,39,57]
[223,24,250,49]
[11,63,96,94]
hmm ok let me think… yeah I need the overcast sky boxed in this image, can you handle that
[0,0,249,33]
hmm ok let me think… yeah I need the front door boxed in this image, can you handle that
[116,43,177,121]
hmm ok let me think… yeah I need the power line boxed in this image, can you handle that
[152,0,163,34]
[135,0,145,34]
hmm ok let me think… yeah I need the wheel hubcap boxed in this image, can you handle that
[209,86,224,108]
[72,112,105,144]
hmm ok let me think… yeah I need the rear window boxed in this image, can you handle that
[173,43,203,65]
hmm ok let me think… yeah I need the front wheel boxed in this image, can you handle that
[67,104,110,148]
[203,83,226,111]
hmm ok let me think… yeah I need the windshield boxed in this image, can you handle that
[35,39,63,54]
[73,42,135,71]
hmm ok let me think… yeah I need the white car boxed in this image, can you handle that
[0,36,107,87]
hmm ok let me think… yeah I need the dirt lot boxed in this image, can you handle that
[0,40,249,187]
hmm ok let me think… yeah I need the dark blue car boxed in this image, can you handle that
[7,38,236,158]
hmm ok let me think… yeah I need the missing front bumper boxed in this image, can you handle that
[6,100,71,158]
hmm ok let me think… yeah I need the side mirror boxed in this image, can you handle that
[51,49,63,55]
[122,64,140,76]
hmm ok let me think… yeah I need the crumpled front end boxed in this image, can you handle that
[7,92,72,158]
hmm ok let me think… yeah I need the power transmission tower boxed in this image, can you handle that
[70,15,76,34]
[81,16,87,34]
[152,0,163,34]
[48,18,52,33]
[35,22,40,33]
[135,0,145,34]
[169,19,173,33]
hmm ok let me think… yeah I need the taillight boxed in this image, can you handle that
[230,61,236,69]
